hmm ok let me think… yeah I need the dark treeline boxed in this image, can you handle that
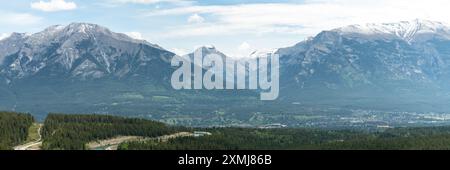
[118,128,366,150]
[7,111,450,150]
[42,114,180,150]
[322,127,450,150]
[0,112,34,150]
[119,127,450,150]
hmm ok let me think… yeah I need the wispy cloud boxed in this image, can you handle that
[0,12,43,26]
[31,0,77,12]
[187,13,204,24]
[111,0,194,5]
[238,42,250,51]
[144,0,450,38]
[125,31,144,40]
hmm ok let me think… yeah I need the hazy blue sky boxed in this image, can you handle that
[0,0,448,57]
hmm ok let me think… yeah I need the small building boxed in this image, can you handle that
[193,131,212,137]
[259,123,288,129]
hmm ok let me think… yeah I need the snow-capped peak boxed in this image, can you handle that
[0,22,175,80]
[334,19,450,42]
[64,22,104,34]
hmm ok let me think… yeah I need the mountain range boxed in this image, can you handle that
[275,19,450,110]
[0,23,174,82]
[2,19,450,126]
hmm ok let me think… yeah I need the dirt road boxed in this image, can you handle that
[87,132,194,150]
[14,124,43,150]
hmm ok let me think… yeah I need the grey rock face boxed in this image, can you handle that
[277,20,450,90]
[0,23,174,82]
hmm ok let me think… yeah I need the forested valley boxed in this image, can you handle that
[119,127,450,150]
[5,111,450,150]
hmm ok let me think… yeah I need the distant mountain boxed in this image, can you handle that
[0,23,174,83]
[187,46,228,67]
[334,19,450,42]
[276,19,450,111]
[0,24,260,122]
[0,23,181,119]
[185,46,248,82]
[3,20,450,125]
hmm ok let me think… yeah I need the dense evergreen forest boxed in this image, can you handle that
[41,114,179,150]
[119,127,450,150]
[0,112,34,150]
[5,112,450,150]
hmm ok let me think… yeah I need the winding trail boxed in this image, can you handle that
[14,124,43,150]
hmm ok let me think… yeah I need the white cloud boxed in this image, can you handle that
[125,32,144,40]
[31,0,77,12]
[187,13,204,24]
[170,48,189,56]
[234,42,254,58]
[145,0,450,38]
[113,0,193,5]
[0,33,11,41]
[0,13,43,26]
[238,42,251,51]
